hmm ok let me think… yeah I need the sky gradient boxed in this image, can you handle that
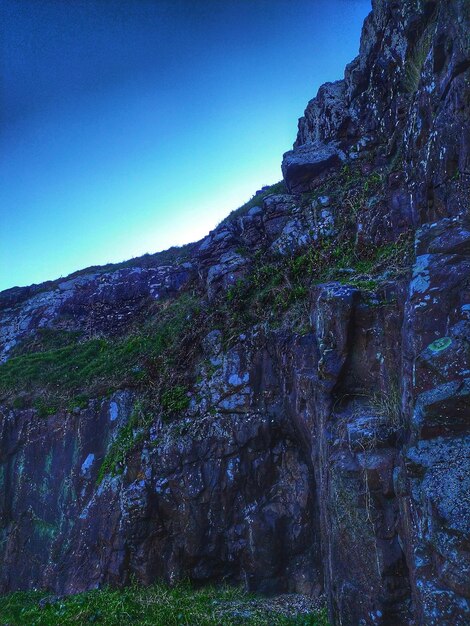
[1,0,371,291]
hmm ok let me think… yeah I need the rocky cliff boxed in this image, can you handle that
[1,1,469,624]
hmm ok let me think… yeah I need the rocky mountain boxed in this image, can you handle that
[1,1,469,624]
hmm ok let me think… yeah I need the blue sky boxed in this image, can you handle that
[1,0,370,290]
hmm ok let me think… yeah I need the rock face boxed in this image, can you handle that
[0,262,194,363]
[1,1,469,625]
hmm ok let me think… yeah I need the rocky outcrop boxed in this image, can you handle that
[0,1,469,625]
[0,263,194,363]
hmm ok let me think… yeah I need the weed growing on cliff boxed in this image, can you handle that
[0,583,330,626]
[223,254,311,335]
[161,385,191,414]
[330,471,378,587]
[368,383,404,432]
[66,394,89,412]
[96,400,153,484]
[33,396,59,418]
[403,34,432,94]
[10,328,84,357]
[221,223,413,343]
[403,26,434,94]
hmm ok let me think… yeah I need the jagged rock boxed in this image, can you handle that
[270,219,311,255]
[294,81,349,147]
[206,251,248,299]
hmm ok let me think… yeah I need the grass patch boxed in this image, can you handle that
[402,8,436,96]
[10,328,84,357]
[0,293,202,413]
[96,400,153,484]
[220,229,413,340]
[403,30,433,94]
[0,583,329,626]
[161,385,191,413]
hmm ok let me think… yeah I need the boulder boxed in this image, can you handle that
[282,142,346,193]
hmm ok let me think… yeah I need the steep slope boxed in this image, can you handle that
[0,1,469,625]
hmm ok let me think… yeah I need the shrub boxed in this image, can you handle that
[33,397,58,418]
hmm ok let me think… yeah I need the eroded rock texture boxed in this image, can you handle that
[1,1,469,624]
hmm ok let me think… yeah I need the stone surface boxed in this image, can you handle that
[282,142,346,193]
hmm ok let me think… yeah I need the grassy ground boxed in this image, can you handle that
[0,583,329,626]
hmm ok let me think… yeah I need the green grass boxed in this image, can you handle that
[221,228,413,339]
[0,583,329,626]
[94,385,191,484]
[161,385,191,413]
[0,293,201,411]
[10,328,84,357]
[403,28,433,94]
[0,293,205,482]
[96,400,153,484]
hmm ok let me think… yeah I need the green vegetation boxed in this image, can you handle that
[300,164,383,209]
[0,293,201,413]
[10,328,84,357]
[220,181,287,225]
[403,26,434,94]
[67,394,89,412]
[0,293,206,481]
[0,583,329,626]
[33,396,59,418]
[161,385,191,413]
[217,164,413,340]
[96,400,152,484]
[222,228,413,338]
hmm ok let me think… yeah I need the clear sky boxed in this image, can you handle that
[1,0,371,291]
